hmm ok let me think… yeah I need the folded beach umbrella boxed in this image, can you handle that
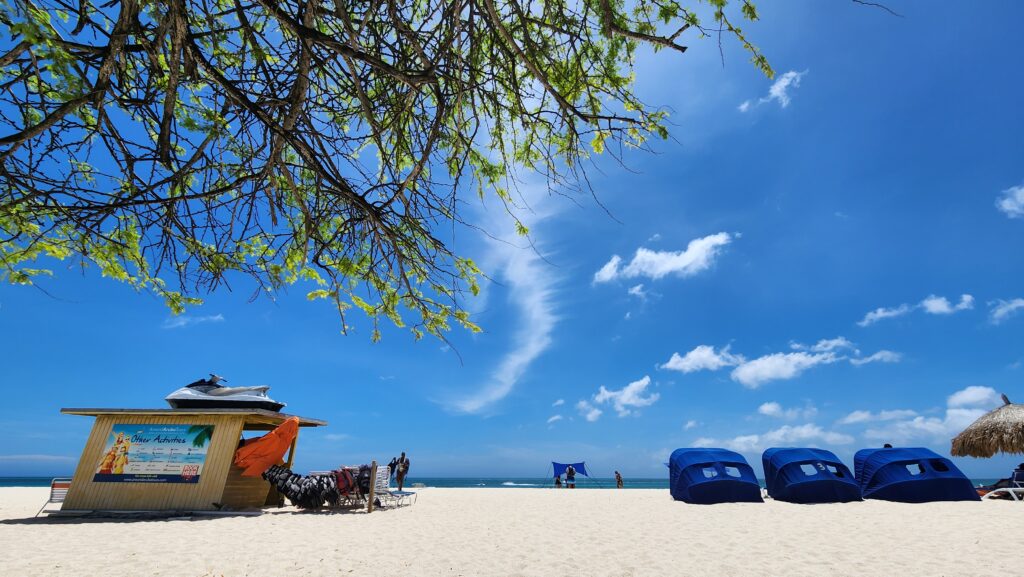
[669,448,763,504]
[234,416,300,476]
[762,448,861,504]
[854,447,979,502]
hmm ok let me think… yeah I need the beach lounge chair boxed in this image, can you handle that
[35,477,72,517]
[374,464,417,508]
[981,470,1024,502]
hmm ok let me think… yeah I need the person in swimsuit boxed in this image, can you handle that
[396,452,410,491]
[615,471,623,489]
[566,465,576,489]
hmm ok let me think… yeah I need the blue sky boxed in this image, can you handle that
[2,1,1024,479]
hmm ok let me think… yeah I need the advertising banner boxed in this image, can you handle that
[93,424,215,483]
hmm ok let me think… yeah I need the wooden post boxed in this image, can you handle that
[366,460,377,513]
[284,431,299,469]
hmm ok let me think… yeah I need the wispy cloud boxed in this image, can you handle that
[990,298,1024,324]
[449,191,561,414]
[593,232,734,284]
[593,375,660,417]
[552,399,564,407]
[664,337,900,388]
[683,420,699,430]
[863,385,1002,443]
[738,70,807,112]
[836,409,918,425]
[850,350,902,366]
[858,294,973,326]
[996,184,1024,218]
[695,423,853,453]
[576,400,603,422]
[857,304,912,327]
[758,401,817,421]
[627,284,648,300]
[546,415,563,425]
[161,314,225,329]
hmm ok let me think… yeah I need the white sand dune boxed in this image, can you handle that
[0,487,1017,576]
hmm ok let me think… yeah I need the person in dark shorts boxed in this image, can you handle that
[396,452,410,490]
[554,476,562,488]
[566,464,576,488]
[615,471,623,489]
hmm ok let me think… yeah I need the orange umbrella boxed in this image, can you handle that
[234,417,300,476]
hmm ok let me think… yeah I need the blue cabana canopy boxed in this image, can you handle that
[854,447,979,503]
[552,462,589,477]
[669,448,763,504]
[762,448,861,504]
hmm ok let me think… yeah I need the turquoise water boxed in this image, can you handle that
[1,476,1000,488]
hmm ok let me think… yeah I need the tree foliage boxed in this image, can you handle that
[0,0,769,340]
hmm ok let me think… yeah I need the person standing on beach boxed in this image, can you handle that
[554,476,562,489]
[396,452,411,491]
[615,471,623,489]
[566,465,576,489]
[388,456,399,481]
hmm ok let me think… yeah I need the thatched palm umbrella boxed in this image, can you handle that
[951,394,1024,457]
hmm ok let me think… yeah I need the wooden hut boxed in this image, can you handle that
[59,408,326,513]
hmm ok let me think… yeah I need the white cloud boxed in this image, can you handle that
[857,304,912,327]
[627,284,647,299]
[324,433,350,442]
[552,399,564,407]
[996,184,1024,218]
[594,375,660,417]
[758,401,817,420]
[698,423,853,453]
[859,294,975,326]
[647,233,662,242]
[161,314,225,329]
[684,420,699,430]
[863,385,1003,444]
[449,190,560,414]
[793,336,857,353]
[593,232,733,283]
[836,409,917,425]
[947,385,1002,408]
[921,294,974,315]
[850,350,902,366]
[730,351,839,389]
[739,70,807,112]
[660,345,744,374]
[576,400,602,422]
[990,298,1024,324]
[593,255,622,283]
[546,415,563,424]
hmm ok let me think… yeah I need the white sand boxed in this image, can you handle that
[0,487,1017,576]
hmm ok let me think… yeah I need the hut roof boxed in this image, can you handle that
[61,408,327,430]
[950,395,1024,458]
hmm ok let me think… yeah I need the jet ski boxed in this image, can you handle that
[165,374,286,412]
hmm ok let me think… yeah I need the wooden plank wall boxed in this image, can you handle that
[62,414,245,511]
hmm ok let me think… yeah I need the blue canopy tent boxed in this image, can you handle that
[762,448,861,504]
[669,448,763,504]
[552,462,589,478]
[854,447,980,503]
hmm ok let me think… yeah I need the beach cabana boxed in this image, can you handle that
[854,447,979,503]
[60,408,326,513]
[762,448,861,504]
[669,448,763,504]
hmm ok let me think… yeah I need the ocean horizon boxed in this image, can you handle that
[0,476,1002,489]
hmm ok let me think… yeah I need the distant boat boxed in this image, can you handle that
[165,374,286,412]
